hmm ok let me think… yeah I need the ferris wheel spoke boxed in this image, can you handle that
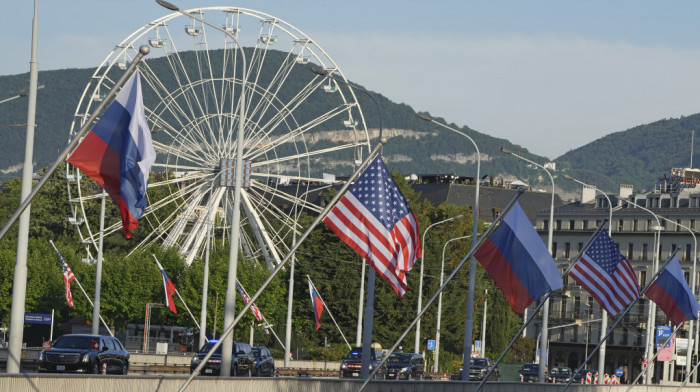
[240,189,282,269]
[251,181,325,215]
[251,143,364,169]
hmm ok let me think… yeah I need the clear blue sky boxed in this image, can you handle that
[4,0,700,159]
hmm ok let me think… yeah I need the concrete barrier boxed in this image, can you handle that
[0,375,699,392]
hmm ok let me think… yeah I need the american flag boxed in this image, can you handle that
[236,281,264,321]
[569,229,639,316]
[61,257,76,307]
[323,155,422,297]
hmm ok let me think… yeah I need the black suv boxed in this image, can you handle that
[385,352,424,380]
[520,363,546,382]
[190,340,255,376]
[339,347,386,379]
[451,357,500,381]
[548,366,572,383]
[38,334,130,374]
[572,369,597,384]
[251,345,275,377]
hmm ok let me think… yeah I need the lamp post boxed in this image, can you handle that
[562,174,614,383]
[414,214,463,354]
[435,235,471,373]
[156,0,247,377]
[481,289,488,356]
[416,113,481,380]
[308,65,383,380]
[621,199,662,384]
[500,146,554,382]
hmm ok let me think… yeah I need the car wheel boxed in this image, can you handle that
[232,365,238,377]
[122,363,129,375]
[247,368,252,377]
[92,362,100,374]
[270,366,275,377]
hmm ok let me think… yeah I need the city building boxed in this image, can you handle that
[527,168,700,383]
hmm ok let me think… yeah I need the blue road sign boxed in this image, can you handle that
[615,368,624,377]
[475,340,482,350]
[656,325,672,346]
[427,339,436,350]
[24,313,52,325]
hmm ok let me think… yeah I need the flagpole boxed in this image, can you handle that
[475,221,609,391]
[559,249,680,392]
[0,46,149,243]
[235,279,286,351]
[307,275,352,349]
[179,140,386,392]
[358,188,527,391]
[625,323,683,390]
[48,240,113,337]
[152,254,200,329]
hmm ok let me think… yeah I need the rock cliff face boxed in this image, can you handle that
[305,128,434,144]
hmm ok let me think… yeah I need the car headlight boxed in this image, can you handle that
[38,351,44,362]
[481,368,487,373]
[340,363,347,369]
[400,367,410,373]
[82,354,91,363]
[369,364,374,370]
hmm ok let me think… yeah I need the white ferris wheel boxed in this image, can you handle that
[65,7,371,268]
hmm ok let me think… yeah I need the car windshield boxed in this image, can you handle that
[387,353,412,363]
[522,364,538,372]
[52,336,97,350]
[345,350,375,360]
[252,348,261,357]
[198,341,224,354]
[551,368,570,375]
[471,358,488,367]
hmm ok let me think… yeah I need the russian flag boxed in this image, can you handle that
[308,280,324,330]
[646,255,700,325]
[155,260,178,314]
[68,70,156,238]
[474,202,563,313]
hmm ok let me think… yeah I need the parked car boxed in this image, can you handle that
[251,345,275,377]
[190,340,255,376]
[385,352,424,380]
[572,369,598,384]
[519,363,546,382]
[451,357,500,381]
[339,347,386,379]
[37,334,130,374]
[548,366,572,383]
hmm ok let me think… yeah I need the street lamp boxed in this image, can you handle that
[414,214,463,354]
[620,199,662,384]
[500,146,554,383]
[435,234,471,373]
[0,85,44,105]
[416,113,481,380]
[562,174,614,383]
[156,0,248,377]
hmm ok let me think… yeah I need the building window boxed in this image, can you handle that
[627,243,633,260]
[569,220,575,230]
[642,244,648,260]
[552,243,558,258]
[596,219,602,228]
[574,296,581,317]
[564,243,571,259]
[659,244,663,258]
[556,220,562,230]
[543,220,549,231]
[587,297,594,318]
[692,219,696,230]
[685,272,690,285]
[560,298,567,319]
[578,242,584,254]
[686,244,692,262]
[583,220,588,230]
[572,325,579,342]
[618,219,624,231]
[639,270,647,287]
[633,219,638,231]
[677,220,682,232]
[647,219,652,231]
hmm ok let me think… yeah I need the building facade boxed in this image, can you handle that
[528,168,700,382]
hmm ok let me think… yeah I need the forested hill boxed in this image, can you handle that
[0,48,553,190]
[554,114,700,193]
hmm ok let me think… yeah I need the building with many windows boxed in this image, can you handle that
[528,168,700,383]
